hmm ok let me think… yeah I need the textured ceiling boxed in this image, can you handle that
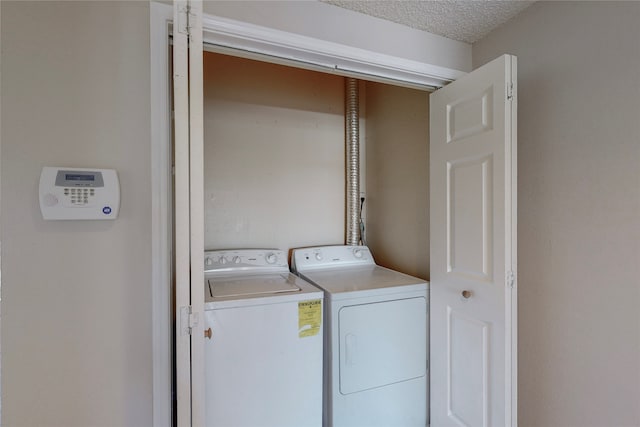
[322,0,536,44]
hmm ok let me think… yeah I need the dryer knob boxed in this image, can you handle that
[205,257,213,266]
[315,252,323,261]
[233,256,241,264]
[220,257,228,265]
[353,248,363,258]
[266,253,277,264]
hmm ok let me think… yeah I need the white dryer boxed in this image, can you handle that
[204,249,324,427]
[292,245,429,427]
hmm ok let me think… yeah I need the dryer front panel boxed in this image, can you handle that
[338,296,427,394]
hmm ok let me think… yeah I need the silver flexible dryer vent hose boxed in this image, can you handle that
[345,78,360,246]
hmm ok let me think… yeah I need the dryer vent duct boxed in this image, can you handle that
[345,77,360,246]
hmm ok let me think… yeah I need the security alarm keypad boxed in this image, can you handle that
[57,171,103,207]
[39,167,120,220]
[64,187,95,206]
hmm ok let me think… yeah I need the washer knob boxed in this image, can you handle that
[233,256,241,264]
[220,257,227,265]
[315,252,323,261]
[266,253,277,264]
[353,248,363,258]
[205,257,213,266]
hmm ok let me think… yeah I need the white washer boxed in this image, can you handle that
[292,245,429,427]
[204,249,324,427]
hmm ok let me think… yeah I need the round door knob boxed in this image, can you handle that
[204,328,212,339]
[462,290,472,299]
[265,253,277,264]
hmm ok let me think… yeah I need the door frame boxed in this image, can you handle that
[150,3,173,427]
[149,3,470,426]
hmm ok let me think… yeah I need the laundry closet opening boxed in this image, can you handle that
[203,51,430,280]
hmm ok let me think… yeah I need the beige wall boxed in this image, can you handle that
[365,82,430,280]
[473,2,640,426]
[1,2,152,426]
[203,53,345,252]
[0,2,470,425]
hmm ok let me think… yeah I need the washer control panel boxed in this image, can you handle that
[292,245,374,272]
[204,249,288,274]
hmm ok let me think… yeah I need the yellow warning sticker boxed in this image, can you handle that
[298,299,322,338]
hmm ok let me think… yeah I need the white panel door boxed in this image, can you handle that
[430,54,517,427]
[174,1,205,426]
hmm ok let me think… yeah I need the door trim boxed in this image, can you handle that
[150,3,173,427]
[200,14,465,90]
[506,55,518,426]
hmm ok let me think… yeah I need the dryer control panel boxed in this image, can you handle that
[292,245,374,272]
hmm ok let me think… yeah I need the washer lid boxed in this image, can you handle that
[208,273,301,298]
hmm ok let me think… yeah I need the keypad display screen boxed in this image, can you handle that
[55,170,104,187]
[65,174,95,181]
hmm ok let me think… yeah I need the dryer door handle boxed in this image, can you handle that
[345,333,357,365]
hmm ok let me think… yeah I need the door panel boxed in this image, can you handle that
[446,87,494,143]
[430,54,517,427]
[173,2,191,425]
[448,307,488,427]
[448,155,493,281]
[188,0,206,424]
[174,1,205,426]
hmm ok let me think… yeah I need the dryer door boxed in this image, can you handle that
[338,296,427,394]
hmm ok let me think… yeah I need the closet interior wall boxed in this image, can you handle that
[203,52,345,252]
[203,51,430,276]
[364,82,430,280]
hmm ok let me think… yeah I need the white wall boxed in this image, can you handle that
[473,2,640,426]
[203,52,345,251]
[365,82,430,280]
[1,2,152,426]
